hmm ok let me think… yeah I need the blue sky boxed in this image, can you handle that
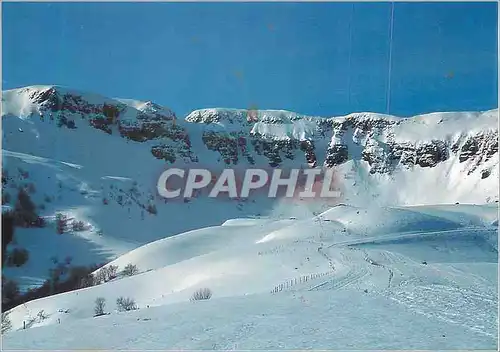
[3,2,497,117]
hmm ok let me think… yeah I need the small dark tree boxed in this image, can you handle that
[104,265,118,281]
[14,188,38,226]
[116,296,137,312]
[121,264,139,277]
[66,120,76,129]
[94,297,106,316]
[55,213,68,234]
[71,220,87,232]
[57,115,68,128]
[190,288,212,301]
[95,265,118,284]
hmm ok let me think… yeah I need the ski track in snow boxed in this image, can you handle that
[388,285,497,338]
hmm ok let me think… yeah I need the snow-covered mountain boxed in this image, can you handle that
[1,85,498,349]
[186,106,499,205]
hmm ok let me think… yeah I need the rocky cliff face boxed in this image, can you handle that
[3,86,498,185]
[185,108,498,180]
[323,112,498,177]
[27,87,126,134]
[6,86,196,164]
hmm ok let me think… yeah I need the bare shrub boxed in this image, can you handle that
[71,220,88,232]
[95,265,118,284]
[1,312,12,333]
[14,188,38,226]
[116,296,137,312]
[121,264,139,277]
[67,120,76,129]
[37,310,48,321]
[25,315,38,329]
[190,288,212,301]
[55,213,68,234]
[94,297,106,316]
[94,270,105,284]
[106,265,118,280]
[57,115,68,128]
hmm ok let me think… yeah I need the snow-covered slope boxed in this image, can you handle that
[3,290,496,350]
[2,203,498,349]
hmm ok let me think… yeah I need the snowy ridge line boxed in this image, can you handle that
[327,226,497,248]
[270,270,334,294]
